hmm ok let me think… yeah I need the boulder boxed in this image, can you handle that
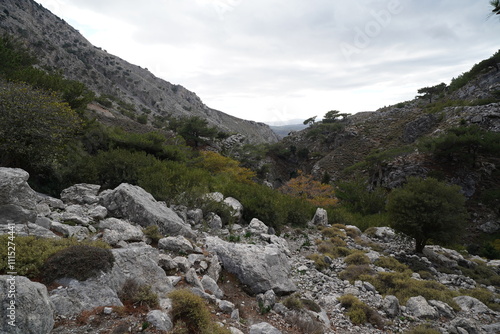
[60,183,100,205]
[50,222,89,240]
[406,296,438,319]
[311,208,328,226]
[0,223,59,239]
[99,218,144,245]
[0,275,54,334]
[49,279,122,317]
[248,218,269,235]
[206,237,297,295]
[453,296,491,314]
[429,299,455,319]
[158,235,194,253]
[0,168,37,224]
[100,183,195,238]
[223,197,243,220]
[249,322,282,334]
[217,299,235,314]
[201,275,224,299]
[146,310,173,332]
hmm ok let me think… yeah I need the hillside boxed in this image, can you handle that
[0,0,279,144]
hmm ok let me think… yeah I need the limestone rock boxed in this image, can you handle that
[453,296,491,314]
[406,296,438,319]
[158,235,194,253]
[249,322,282,334]
[100,183,195,238]
[60,183,100,205]
[146,310,173,332]
[248,218,269,235]
[223,197,243,220]
[0,275,54,334]
[206,237,297,295]
[312,208,328,226]
[99,217,144,245]
[201,275,224,299]
[0,168,37,224]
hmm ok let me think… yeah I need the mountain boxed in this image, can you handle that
[269,123,308,138]
[0,0,279,144]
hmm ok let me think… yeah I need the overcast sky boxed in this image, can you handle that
[35,0,498,124]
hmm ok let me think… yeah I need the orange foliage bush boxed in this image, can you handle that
[279,171,338,207]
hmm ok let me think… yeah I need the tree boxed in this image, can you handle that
[417,83,446,103]
[279,171,338,207]
[386,177,468,253]
[323,110,349,123]
[490,0,500,17]
[0,81,82,173]
[173,116,219,147]
[303,116,317,126]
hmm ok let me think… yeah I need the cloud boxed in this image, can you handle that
[36,0,499,123]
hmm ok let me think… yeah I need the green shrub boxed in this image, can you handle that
[169,289,230,334]
[339,265,374,283]
[0,236,109,278]
[404,324,441,334]
[118,279,159,308]
[143,225,163,243]
[374,256,409,272]
[42,245,114,283]
[338,294,384,328]
[306,253,329,271]
[283,294,303,310]
[344,251,370,265]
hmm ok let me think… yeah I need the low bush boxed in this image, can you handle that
[143,225,163,243]
[374,256,409,272]
[344,251,370,265]
[0,236,109,279]
[306,253,330,271]
[42,245,114,283]
[283,294,303,310]
[118,279,159,308]
[169,289,230,334]
[339,265,374,282]
[404,324,441,334]
[338,294,384,328]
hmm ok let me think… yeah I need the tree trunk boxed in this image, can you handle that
[415,238,427,253]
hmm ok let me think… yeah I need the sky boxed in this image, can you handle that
[35,0,499,124]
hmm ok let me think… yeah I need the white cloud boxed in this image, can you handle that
[36,0,499,123]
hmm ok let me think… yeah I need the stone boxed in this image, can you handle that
[207,254,222,282]
[60,183,100,205]
[100,183,195,238]
[477,221,500,234]
[249,322,282,334]
[0,168,37,224]
[0,275,55,334]
[61,204,92,226]
[248,218,268,235]
[223,197,243,220]
[50,222,89,240]
[207,213,223,230]
[49,278,122,317]
[312,207,328,226]
[257,289,276,310]
[206,237,297,295]
[230,327,245,334]
[0,223,59,239]
[406,296,438,319]
[99,217,144,245]
[187,208,204,226]
[204,192,224,202]
[217,299,235,314]
[429,299,455,318]
[449,317,483,334]
[185,268,204,290]
[158,235,194,253]
[453,296,491,314]
[371,226,396,241]
[146,310,173,332]
[201,275,224,298]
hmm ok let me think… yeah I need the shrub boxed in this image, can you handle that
[42,245,114,283]
[339,265,374,283]
[344,251,370,265]
[338,294,384,328]
[374,256,409,272]
[283,294,303,310]
[143,225,163,243]
[118,279,159,308]
[0,236,109,279]
[306,253,329,271]
[169,289,230,334]
[321,226,346,238]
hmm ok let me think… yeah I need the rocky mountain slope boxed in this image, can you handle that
[1,167,499,334]
[0,0,279,144]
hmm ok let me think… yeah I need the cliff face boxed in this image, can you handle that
[0,0,279,144]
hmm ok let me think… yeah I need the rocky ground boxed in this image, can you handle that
[0,167,499,334]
